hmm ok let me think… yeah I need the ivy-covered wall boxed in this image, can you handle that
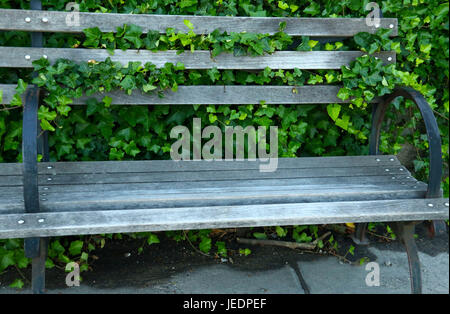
[0,0,448,288]
[1,0,448,186]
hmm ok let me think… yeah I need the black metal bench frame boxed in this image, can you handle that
[0,1,448,294]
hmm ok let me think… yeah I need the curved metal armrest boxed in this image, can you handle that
[369,87,443,198]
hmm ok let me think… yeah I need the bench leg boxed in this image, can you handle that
[391,222,422,294]
[351,223,370,245]
[26,238,48,294]
[425,220,447,238]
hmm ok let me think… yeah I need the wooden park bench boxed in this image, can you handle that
[0,2,448,294]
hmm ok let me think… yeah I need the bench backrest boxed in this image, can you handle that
[0,8,397,106]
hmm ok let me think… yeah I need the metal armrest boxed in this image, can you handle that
[369,87,443,198]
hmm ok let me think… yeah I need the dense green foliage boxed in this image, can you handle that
[0,0,448,288]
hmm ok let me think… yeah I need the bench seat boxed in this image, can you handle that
[0,156,447,238]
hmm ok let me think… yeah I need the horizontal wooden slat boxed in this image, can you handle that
[0,156,403,176]
[75,86,380,105]
[0,176,427,213]
[0,47,396,69]
[0,166,412,187]
[0,199,446,239]
[0,9,398,37]
[1,184,428,214]
[0,175,424,196]
[0,84,382,105]
[0,156,416,191]
[0,84,16,104]
[1,180,426,199]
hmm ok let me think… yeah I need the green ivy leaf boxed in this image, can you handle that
[40,119,56,132]
[335,114,350,130]
[337,88,351,101]
[199,237,211,253]
[123,24,143,48]
[183,19,194,30]
[38,106,57,121]
[69,240,84,256]
[15,79,28,94]
[147,233,160,245]
[9,279,24,289]
[303,2,320,16]
[253,232,267,240]
[327,104,341,121]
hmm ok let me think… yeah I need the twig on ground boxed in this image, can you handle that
[236,232,331,251]
[183,231,211,257]
[367,230,394,242]
[14,265,30,284]
[0,106,21,112]
[327,250,355,265]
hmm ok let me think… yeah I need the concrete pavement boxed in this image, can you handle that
[0,225,448,294]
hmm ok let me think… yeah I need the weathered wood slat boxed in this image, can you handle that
[1,84,381,105]
[0,84,16,104]
[75,86,382,105]
[0,156,402,176]
[0,47,396,69]
[0,9,398,36]
[1,184,428,214]
[0,175,427,214]
[0,199,447,239]
[1,181,427,200]
[0,166,412,187]
[0,175,424,197]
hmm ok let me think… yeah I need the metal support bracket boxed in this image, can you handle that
[24,0,48,294]
[390,221,422,294]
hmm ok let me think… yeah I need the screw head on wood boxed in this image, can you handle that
[385,169,390,172]
[18,220,25,224]
[25,17,31,23]
[38,218,45,223]
[42,17,49,23]
[427,203,434,207]
[43,55,48,59]
[388,57,393,61]
[399,168,404,171]
[376,158,381,162]
[389,24,394,29]
[25,55,31,60]
[389,158,395,161]
[445,203,449,207]
[47,166,53,169]
[47,177,52,181]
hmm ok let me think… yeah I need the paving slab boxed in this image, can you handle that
[297,248,449,294]
[0,264,304,294]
